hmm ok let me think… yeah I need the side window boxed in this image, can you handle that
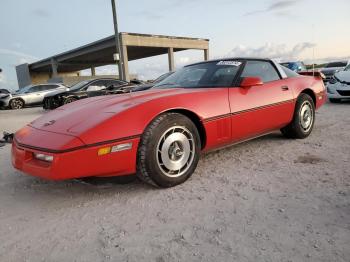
[29,86,41,93]
[86,80,106,92]
[209,67,238,86]
[111,80,126,86]
[44,85,59,90]
[241,61,280,83]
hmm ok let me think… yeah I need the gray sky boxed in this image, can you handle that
[0,0,349,90]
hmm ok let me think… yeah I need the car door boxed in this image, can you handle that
[23,86,41,104]
[31,85,51,104]
[229,60,294,142]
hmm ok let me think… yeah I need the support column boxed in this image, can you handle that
[204,49,209,61]
[50,58,58,77]
[121,44,130,82]
[168,47,175,72]
[91,66,96,76]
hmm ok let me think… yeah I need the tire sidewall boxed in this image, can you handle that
[64,97,77,104]
[294,94,315,138]
[10,99,24,109]
[141,114,201,187]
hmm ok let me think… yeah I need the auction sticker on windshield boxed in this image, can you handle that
[217,61,242,66]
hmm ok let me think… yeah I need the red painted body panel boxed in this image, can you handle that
[12,73,326,180]
[12,137,139,180]
[229,80,294,141]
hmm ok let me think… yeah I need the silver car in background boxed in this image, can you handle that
[321,61,349,82]
[327,63,350,102]
[0,83,68,109]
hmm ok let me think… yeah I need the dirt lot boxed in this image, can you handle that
[0,103,349,262]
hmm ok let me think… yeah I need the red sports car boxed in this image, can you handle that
[12,58,326,187]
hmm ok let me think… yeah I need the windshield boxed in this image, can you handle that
[153,72,174,84]
[69,80,91,92]
[326,61,347,68]
[344,64,350,71]
[154,61,242,89]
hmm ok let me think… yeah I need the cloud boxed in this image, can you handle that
[32,8,50,18]
[226,42,316,61]
[245,0,300,16]
[0,49,37,62]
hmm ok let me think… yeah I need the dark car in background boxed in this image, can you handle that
[128,71,174,92]
[280,61,306,72]
[321,61,349,82]
[43,78,130,109]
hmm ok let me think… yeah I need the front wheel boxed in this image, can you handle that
[137,113,201,188]
[281,93,315,139]
[63,97,77,105]
[10,99,24,109]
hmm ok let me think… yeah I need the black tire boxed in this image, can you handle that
[9,99,24,109]
[281,93,315,139]
[137,113,201,188]
[63,97,77,105]
[329,98,341,103]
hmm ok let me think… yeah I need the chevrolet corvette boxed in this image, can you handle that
[12,58,326,187]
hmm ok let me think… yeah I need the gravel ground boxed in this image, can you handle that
[0,102,349,262]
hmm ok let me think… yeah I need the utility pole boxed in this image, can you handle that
[111,0,124,80]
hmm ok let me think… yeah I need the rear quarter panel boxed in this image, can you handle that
[289,75,326,109]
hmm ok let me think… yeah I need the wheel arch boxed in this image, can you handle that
[153,108,207,149]
[300,88,316,106]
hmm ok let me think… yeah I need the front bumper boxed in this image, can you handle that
[327,82,350,99]
[0,96,11,107]
[12,137,140,180]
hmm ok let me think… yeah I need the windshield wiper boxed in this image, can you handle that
[155,82,180,88]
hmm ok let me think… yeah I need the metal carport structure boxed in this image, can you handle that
[16,32,209,88]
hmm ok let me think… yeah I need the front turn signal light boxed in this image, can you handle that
[98,147,111,156]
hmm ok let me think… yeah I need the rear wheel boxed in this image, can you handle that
[9,99,24,109]
[137,113,201,188]
[63,97,77,104]
[281,93,315,139]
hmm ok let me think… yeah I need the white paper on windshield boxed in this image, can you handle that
[217,61,242,66]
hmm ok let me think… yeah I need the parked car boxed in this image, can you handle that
[128,71,174,92]
[0,89,10,99]
[327,63,350,102]
[321,61,349,82]
[0,84,68,109]
[43,78,130,109]
[280,61,306,72]
[12,58,326,187]
[0,88,10,95]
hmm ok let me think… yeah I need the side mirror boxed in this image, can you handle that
[240,77,263,88]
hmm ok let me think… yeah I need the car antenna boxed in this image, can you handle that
[312,23,315,77]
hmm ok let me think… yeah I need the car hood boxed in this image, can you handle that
[334,71,350,82]
[29,88,183,138]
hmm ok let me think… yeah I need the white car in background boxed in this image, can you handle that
[327,64,350,102]
[0,83,69,109]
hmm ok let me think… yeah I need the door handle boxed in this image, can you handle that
[281,86,289,91]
